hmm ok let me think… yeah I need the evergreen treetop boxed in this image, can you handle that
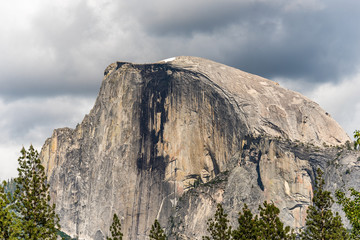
[232,203,260,240]
[336,188,360,239]
[301,168,348,240]
[12,145,60,240]
[107,213,123,240]
[149,219,167,240]
[203,203,232,240]
[258,201,295,240]
[354,130,360,150]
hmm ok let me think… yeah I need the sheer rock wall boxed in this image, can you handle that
[40,56,358,239]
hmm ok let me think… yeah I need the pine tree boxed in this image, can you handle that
[354,130,360,150]
[232,203,260,240]
[301,168,348,240]
[12,145,60,240]
[0,181,21,239]
[203,203,232,240]
[258,201,295,240]
[107,213,123,240]
[149,219,167,240]
[336,188,360,239]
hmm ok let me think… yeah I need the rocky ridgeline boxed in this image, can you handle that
[40,56,360,239]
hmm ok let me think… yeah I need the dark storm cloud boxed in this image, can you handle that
[3,0,360,101]
[122,0,360,83]
[222,2,360,82]
[0,0,112,100]
[131,0,255,36]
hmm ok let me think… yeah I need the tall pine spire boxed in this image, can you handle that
[13,145,60,239]
[301,168,348,240]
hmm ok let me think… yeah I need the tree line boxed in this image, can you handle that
[2,129,360,239]
[107,168,360,240]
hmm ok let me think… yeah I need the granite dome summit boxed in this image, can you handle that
[40,56,358,239]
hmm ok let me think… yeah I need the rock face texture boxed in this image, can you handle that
[40,56,359,239]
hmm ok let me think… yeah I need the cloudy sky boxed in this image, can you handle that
[1,0,360,180]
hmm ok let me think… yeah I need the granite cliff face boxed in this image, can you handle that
[40,56,359,239]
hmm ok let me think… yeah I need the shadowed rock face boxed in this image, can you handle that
[40,56,358,240]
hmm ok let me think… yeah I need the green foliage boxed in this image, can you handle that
[107,213,123,240]
[1,146,62,239]
[258,201,295,240]
[3,178,16,196]
[207,202,293,240]
[57,230,77,240]
[232,203,260,239]
[149,219,167,240]
[184,175,203,190]
[0,181,21,239]
[336,188,360,239]
[203,203,232,240]
[301,168,348,240]
[354,130,360,150]
[12,145,60,240]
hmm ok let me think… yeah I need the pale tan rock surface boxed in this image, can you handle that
[40,56,358,239]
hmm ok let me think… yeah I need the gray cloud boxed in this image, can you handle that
[0,96,94,144]
[136,0,360,83]
[0,96,94,180]
[226,2,360,82]
[0,0,114,100]
[3,0,359,100]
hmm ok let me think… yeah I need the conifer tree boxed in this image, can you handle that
[12,145,60,240]
[258,201,295,240]
[203,203,232,240]
[107,213,123,240]
[232,203,260,240]
[301,168,348,240]
[0,181,20,239]
[354,130,360,150]
[336,188,360,239]
[149,219,167,240]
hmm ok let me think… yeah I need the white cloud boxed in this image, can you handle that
[283,0,325,12]
[0,144,21,181]
[306,72,360,139]
[0,96,94,180]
